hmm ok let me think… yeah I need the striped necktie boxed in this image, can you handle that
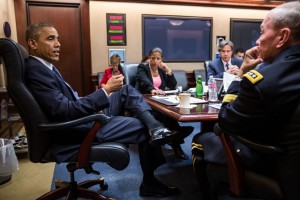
[52,66,80,100]
[225,63,229,70]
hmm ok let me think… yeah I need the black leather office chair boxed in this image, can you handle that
[0,38,130,200]
[172,70,189,91]
[192,123,285,200]
[121,63,139,87]
[193,69,207,86]
[203,60,210,83]
[97,72,104,86]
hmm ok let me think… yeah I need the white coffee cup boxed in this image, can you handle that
[178,93,191,108]
[179,107,190,114]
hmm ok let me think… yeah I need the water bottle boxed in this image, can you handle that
[1,99,8,119]
[208,76,218,102]
[195,75,203,97]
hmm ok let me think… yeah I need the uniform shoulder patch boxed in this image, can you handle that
[243,70,263,84]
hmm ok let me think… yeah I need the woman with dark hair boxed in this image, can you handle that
[100,54,124,87]
[136,47,193,160]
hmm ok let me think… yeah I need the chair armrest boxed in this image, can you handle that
[233,135,283,154]
[38,114,109,131]
[219,131,245,196]
[214,123,284,196]
[214,123,283,154]
[38,114,110,169]
[77,121,102,168]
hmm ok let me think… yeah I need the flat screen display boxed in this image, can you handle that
[143,15,212,62]
[230,19,262,51]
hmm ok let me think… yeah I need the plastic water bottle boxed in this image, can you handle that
[208,76,218,102]
[1,99,8,119]
[195,75,203,97]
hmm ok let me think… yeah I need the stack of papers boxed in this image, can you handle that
[151,95,207,105]
[209,103,222,109]
[163,89,178,94]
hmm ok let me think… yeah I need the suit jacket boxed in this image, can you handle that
[207,57,243,78]
[25,57,109,122]
[135,63,177,94]
[25,57,111,144]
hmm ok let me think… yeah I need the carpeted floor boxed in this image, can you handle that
[51,122,261,200]
[52,122,203,200]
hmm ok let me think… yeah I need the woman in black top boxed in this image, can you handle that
[136,47,193,160]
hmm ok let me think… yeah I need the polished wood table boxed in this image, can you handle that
[144,94,220,132]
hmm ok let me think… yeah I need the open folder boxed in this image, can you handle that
[150,95,207,106]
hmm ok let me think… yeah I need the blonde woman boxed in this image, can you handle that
[100,54,123,87]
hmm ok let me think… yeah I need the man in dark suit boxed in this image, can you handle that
[24,22,179,197]
[207,40,243,78]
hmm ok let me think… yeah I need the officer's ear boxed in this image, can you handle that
[276,27,290,48]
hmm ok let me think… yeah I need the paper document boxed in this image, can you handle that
[209,103,222,110]
[167,95,207,104]
[223,72,236,92]
[188,87,208,93]
[190,97,207,104]
[164,89,178,94]
[151,95,207,104]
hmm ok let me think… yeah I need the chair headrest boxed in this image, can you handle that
[18,44,29,59]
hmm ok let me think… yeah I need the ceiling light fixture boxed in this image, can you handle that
[169,19,184,26]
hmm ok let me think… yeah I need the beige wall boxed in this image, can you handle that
[1,1,271,76]
[90,1,269,73]
[0,0,17,87]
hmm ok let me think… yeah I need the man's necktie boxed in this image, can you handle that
[225,63,229,71]
[52,66,80,100]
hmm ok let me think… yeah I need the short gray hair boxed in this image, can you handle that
[268,1,300,40]
[218,40,234,52]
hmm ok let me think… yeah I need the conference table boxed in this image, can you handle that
[143,94,220,132]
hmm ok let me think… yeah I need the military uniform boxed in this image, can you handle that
[193,44,300,199]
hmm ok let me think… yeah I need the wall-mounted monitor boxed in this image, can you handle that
[142,15,212,62]
[230,19,263,52]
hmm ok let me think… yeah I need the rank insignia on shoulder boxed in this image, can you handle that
[222,94,237,103]
[243,70,263,84]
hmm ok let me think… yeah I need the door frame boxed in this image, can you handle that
[14,0,92,95]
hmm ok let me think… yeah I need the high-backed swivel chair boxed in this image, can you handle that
[203,60,210,83]
[192,123,286,200]
[193,69,207,86]
[172,70,189,91]
[121,63,139,87]
[0,38,130,200]
[97,71,104,88]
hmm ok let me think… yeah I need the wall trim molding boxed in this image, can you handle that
[90,0,285,9]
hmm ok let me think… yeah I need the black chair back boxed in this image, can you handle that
[97,71,104,87]
[0,38,51,162]
[122,63,139,87]
[173,70,189,91]
[204,60,210,84]
[193,69,207,86]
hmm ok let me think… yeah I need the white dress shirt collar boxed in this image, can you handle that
[222,58,232,70]
[30,55,53,71]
